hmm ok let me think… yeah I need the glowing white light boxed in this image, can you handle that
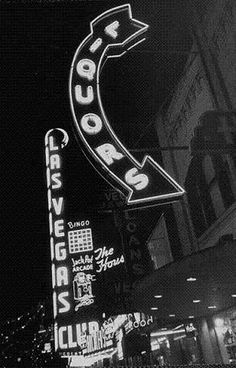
[96,143,124,165]
[193,300,201,303]
[52,197,64,216]
[76,59,96,81]
[51,264,56,288]
[46,167,51,188]
[80,113,103,135]
[51,172,62,189]
[54,322,58,351]
[69,5,185,206]
[49,136,59,151]
[54,219,65,237]
[151,307,158,310]
[125,167,149,190]
[53,292,57,318]
[104,20,120,39]
[169,314,175,317]
[45,147,49,167]
[49,213,53,235]
[58,326,68,349]
[50,236,54,260]
[232,294,236,298]
[89,38,102,53]
[55,241,67,261]
[151,329,185,337]
[75,85,94,105]
[50,154,61,170]
[154,295,163,299]
[187,277,197,282]
[56,266,69,287]
[188,316,194,319]
[47,190,52,211]
[58,292,70,313]
[208,305,217,309]
[173,324,184,330]
[214,317,224,327]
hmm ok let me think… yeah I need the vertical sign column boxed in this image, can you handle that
[45,128,70,351]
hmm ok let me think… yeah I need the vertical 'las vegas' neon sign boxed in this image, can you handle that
[45,129,70,350]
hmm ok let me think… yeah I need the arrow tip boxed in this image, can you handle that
[127,156,185,205]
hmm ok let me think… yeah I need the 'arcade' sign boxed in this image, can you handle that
[69,4,185,205]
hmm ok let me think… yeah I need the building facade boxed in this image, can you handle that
[155,0,236,364]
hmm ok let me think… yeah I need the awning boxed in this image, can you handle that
[132,240,236,321]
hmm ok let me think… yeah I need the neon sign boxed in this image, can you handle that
[94,246,125,273]
[69,4,185,205]
[45,128,70,323]
[57,320,115,354]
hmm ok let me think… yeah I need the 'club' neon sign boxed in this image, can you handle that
[69,4,185,205]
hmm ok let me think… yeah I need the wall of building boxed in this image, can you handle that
[156,0,236,254]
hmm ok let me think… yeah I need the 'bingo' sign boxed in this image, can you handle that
[69,4,184,205]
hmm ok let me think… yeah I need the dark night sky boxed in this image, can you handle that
[1,0,192,321]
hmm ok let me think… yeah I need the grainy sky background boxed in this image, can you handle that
[1,0,192,321]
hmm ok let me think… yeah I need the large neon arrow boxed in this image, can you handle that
[69,4,185,205]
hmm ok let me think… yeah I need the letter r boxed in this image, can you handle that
[95,143,124,165]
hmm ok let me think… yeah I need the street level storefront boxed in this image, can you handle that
[199,306,236,365]
[132,239,236,364]
[150,323,201,366]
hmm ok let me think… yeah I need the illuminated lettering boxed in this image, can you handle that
[75,85,94,105]
[95,143,124,165]
[81,114,103,135]
[59,327,68,349]
[89,38,102,53]
[133,315,153,328]
[51,173,62,189]
[76,59,96,81]
[125,168,149,190]
[49,136,59,151]
[69,5,184,206]
[55,242,67,261]
[94,246,113,260]
[95,246,124,273]
[52,197,64,216]
[56,266,68,286]
[68,325,77,348]
[67,220,90,229]
[58,292,70,313]
[96,255,124,273]
[54,219,65,237]
[50,154,61,170]
[88,321,99,334]
[105,20,120,39]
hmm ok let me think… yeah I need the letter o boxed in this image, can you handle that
[140,320,146,327]
[133,321,139,328]
[80,114,102,135]
[76,59,96,81]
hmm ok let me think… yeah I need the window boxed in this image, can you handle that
[185,156,216,238]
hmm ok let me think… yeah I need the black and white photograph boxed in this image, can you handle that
[1,0,236,367]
